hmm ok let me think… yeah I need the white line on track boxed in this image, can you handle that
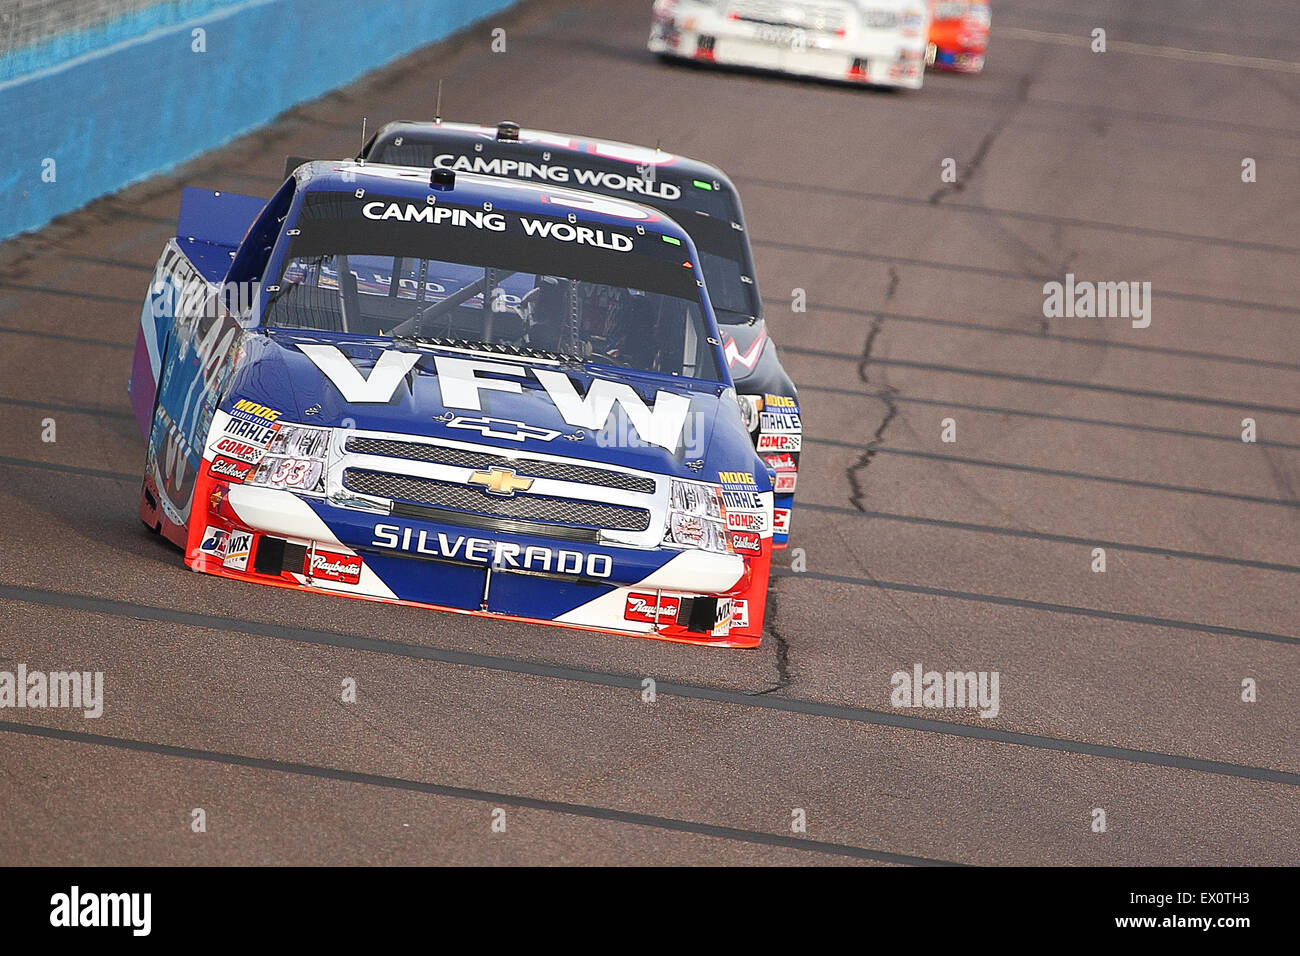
[999,26,1300,75]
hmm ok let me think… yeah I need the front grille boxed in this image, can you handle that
[344,469,652,532]
[730,0,848,33]
[345,437,656,494]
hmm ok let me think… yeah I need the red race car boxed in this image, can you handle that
[927,0,990,74]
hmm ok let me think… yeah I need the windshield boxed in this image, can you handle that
[677,210,759,323]
[368,140,763,323]
[263,191,724,382]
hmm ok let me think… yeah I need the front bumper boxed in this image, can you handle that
[187,470,769,648]
[928,43,985,72]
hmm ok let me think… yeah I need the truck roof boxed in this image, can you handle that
[359,121,762,322]
[294,160,697,242]
[362,121,744,219]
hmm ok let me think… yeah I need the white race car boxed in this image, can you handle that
[649,0,930,90]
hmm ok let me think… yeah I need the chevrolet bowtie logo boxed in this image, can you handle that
[468,466,534,497]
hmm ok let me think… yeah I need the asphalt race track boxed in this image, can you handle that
[1,0,1296,865]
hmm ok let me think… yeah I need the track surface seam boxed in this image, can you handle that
[2,584,1295,786]
[0,720,952,865]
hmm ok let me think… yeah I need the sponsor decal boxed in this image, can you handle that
[759,410,802,434]
[223,417,279,446]
[149,261,242,522]
[296,345,423,404]
[199,526,230,556]
[371,524,614,578]
[298,348,692,453]
[718,470,757,487]
[306,550,363,585]
[726,510,766,532]
[764,452,798,493]
[729,530,762,553]
[258,457,324,491]
[210,456,255,483]
[757,433,801,452]
[213,437,264,464]
[518,217,634,252]
[763,394,799,410]
[360,200,635,251]
[711,598,734,638]
[721,329,766,371]
[222,532,253,571]
[773,508,791,535]
[436,154,572,184]
[624,592,682,623]
[433,154,683,201]
[731,599,750,630]
[362,202,507,229]
[152,406,198,525]
[230,399,281,425]
[721,489,762,511]
[571,166,681,201]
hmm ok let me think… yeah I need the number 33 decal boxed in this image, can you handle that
[270,458,311,486]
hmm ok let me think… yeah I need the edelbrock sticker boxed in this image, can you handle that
[210,456,255,483]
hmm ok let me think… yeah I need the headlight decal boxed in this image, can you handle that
[247,423,330,494]
[664,479,732,553]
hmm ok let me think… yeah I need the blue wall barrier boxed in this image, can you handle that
[0,0,517,240]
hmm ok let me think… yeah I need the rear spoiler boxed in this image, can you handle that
[177,187,269,247]
[176,187,269,282]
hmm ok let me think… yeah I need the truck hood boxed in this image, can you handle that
[234,331,737,480]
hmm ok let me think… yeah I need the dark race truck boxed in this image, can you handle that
[348,120,802,546]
